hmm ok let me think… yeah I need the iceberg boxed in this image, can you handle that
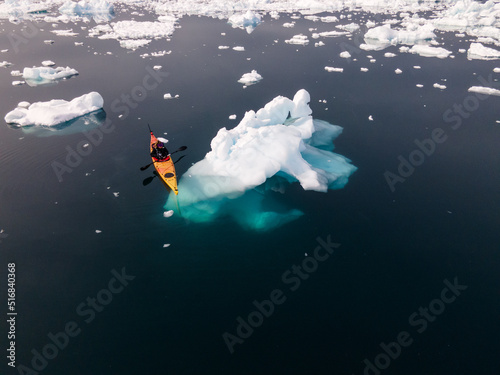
[4,92,104,127]
[165,89,356,231]
[23,66,78,87]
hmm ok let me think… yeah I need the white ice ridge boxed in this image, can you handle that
[23,66,79,86]
[4,92,103,126]
[165,89,357,231]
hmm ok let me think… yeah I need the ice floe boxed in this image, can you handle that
[165,89,356,231]
[238,70,262,86]
[23,66,78,87]
[4,92,103,127]
[468,86,500,96]
[467,42,500,60]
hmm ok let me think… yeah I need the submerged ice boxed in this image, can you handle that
[165,89,356,231]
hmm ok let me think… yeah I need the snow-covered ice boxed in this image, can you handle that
[228,10,261,33]
[23,66,78,86]
[238,70,262,86]
[4,92,104,127]
[468,86,500,96]
[467,42,500,60]
[165,89,356,231]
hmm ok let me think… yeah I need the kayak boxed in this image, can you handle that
[150,131,178,195]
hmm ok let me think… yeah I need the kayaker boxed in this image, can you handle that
[151,141,170,161]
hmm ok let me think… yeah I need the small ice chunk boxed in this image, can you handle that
[42,60,55,66]
[238,70,262,85]
[0,61,13,68]
[433,83,447,90]
[153,65,162,70]
[163,244,171,248]
[163,210,174,218]
[12,81,25,86]
[285,34,309,45]
[218,45,230,49]
[157,137,169,143]
[95,230,102,233]
[395,68,403,74]
[384,52,396,57]
[233,46,245,51]
[416,84,424,88]
[229,114,237,120]
[368,115,374,121]
[325,66,343,72]
[44,40,54,44]
[360,67,369,72]
[18,101,30,108]
[340,51,351,58]
[113,192,119,197]
[409,45,451,59]
[163,93,179,99]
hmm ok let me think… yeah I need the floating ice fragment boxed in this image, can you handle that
[468,86,500,96]
[233,46,245,51]
[113,192,119,197]
[163,210,174,218]
[238,70,262,85]
[163,93,179,99]
[95,230,102,233]
[0,61,13,68]
[325,66,343,72]
[409,45,451,59]
[368,115,374,121]
[285,34,309,45]
[23,66,78,86]
[229,114,237,120]
[228,10,261,33]
[340,51,351,58]
[218,45,229,49]
[4,92,104,127]
[163,244,171,248]
[467,42,500,60]
[433,83,447,90]
[395,68,402,74]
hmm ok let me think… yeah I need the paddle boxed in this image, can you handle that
[140,146,187,171]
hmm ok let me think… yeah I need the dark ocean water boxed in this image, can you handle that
[1,8,500,375]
